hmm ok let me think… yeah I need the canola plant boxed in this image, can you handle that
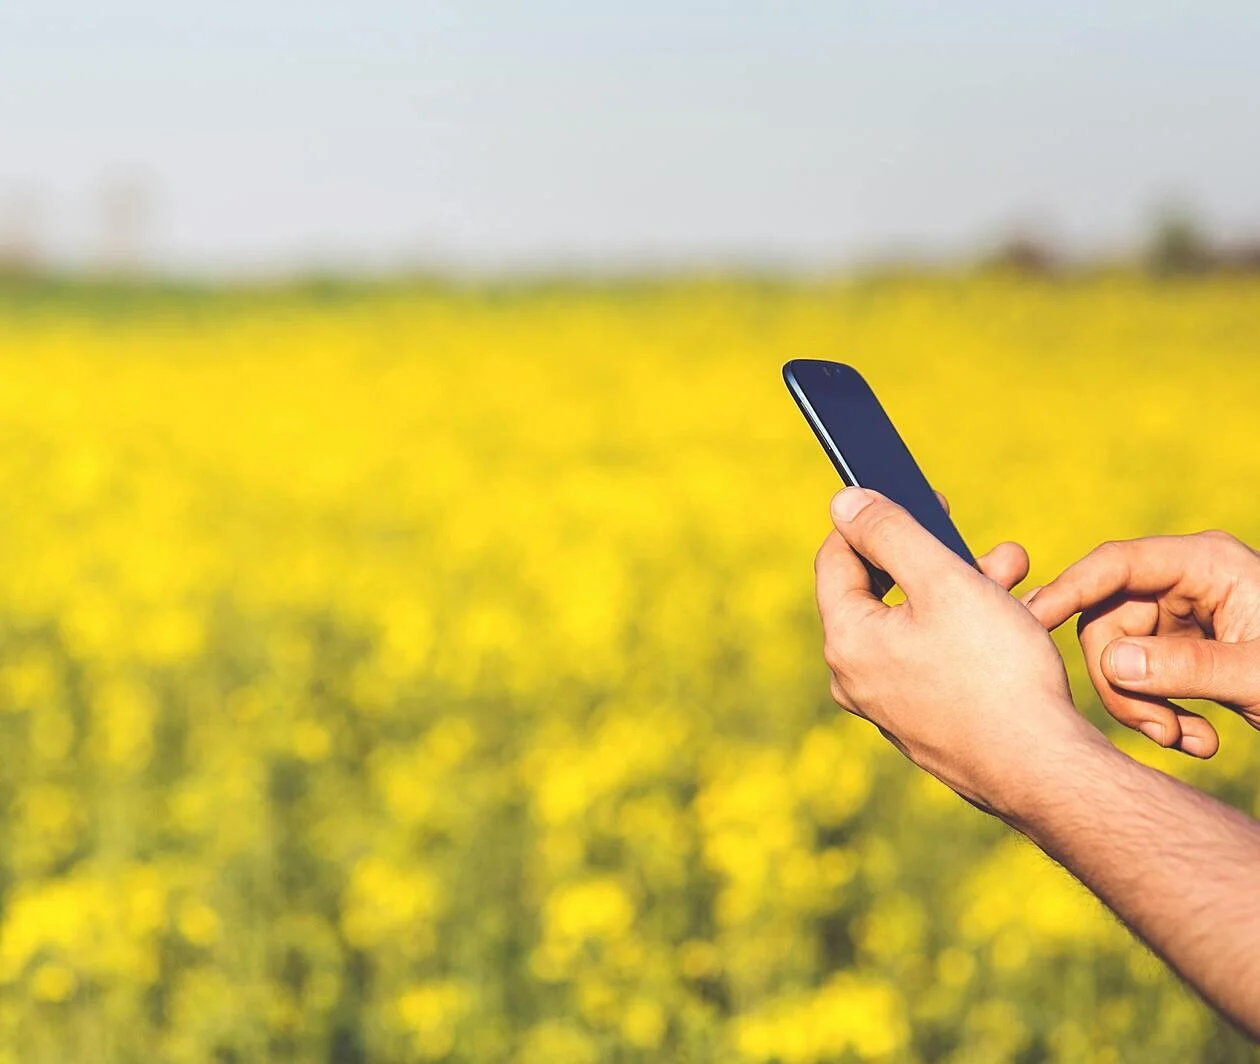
[0,275,1257,1062]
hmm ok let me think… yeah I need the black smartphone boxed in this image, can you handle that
[783,359,976,592]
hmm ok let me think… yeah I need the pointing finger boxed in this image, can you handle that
[1027,537,1196,631]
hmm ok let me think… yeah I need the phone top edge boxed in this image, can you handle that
[782,363,859,487]
[782,358,865,382]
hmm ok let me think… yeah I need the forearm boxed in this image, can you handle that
[1004,720,1260,1039]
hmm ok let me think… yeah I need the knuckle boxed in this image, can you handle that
[1080,540,1131,582]
[1092,539,1127,561]
[1196,528,1236,545]
[1184,640,1217,684]
[822,635,847,675]
[813,534,837,578]
[856,502,905,543]
[823,625,873,680]
[838,668,872,710]
[1196,528,1253,563]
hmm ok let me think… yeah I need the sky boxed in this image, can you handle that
[2,1,1258,275]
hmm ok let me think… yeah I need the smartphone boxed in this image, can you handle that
[783,359,976,592]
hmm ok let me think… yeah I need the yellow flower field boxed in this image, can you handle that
[0,274,1257,1061]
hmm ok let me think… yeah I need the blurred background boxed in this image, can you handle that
[1,2,1259,1061]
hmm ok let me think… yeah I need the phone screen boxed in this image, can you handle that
[783,359,976,567]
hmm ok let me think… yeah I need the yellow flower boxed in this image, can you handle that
[0,275,1255,1060]
[176,899,221,948]
[30,962,77,1003]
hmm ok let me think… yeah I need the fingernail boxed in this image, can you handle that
[1110,641,1147,682]
[1179,733,1213,758]
[1021,585,1042,606]
[831,487,873,524]
[1138,720,1167,745]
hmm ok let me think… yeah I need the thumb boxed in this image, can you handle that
[830,487,963,599]
[1103,636,1260,710]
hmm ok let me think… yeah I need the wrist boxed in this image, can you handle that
[986,704,1125,836]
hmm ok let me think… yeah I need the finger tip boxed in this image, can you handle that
[1008,545,1032,584]
[1178,724,1220,760]
[975,542,1031,591]
[1003,540,1031,566]
[829,486,873,525]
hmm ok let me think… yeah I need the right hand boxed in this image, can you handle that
[816,487,1097,819]
[1025,531,1260,758]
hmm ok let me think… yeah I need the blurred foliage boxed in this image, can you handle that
[1145,208,1214,277]
[0,275,1258,1061]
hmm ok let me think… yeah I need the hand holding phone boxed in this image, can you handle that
[793,359,1070,811]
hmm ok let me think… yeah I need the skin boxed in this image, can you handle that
[815,488,1260,1039]
[1024,530,1260,754]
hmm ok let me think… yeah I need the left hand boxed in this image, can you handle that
[1025,531,1260,759]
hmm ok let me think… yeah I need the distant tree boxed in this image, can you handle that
[0,189,41,276]
[1218,238,1260,274]
[982,230,1060,277]
[1145,205,1214,276]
